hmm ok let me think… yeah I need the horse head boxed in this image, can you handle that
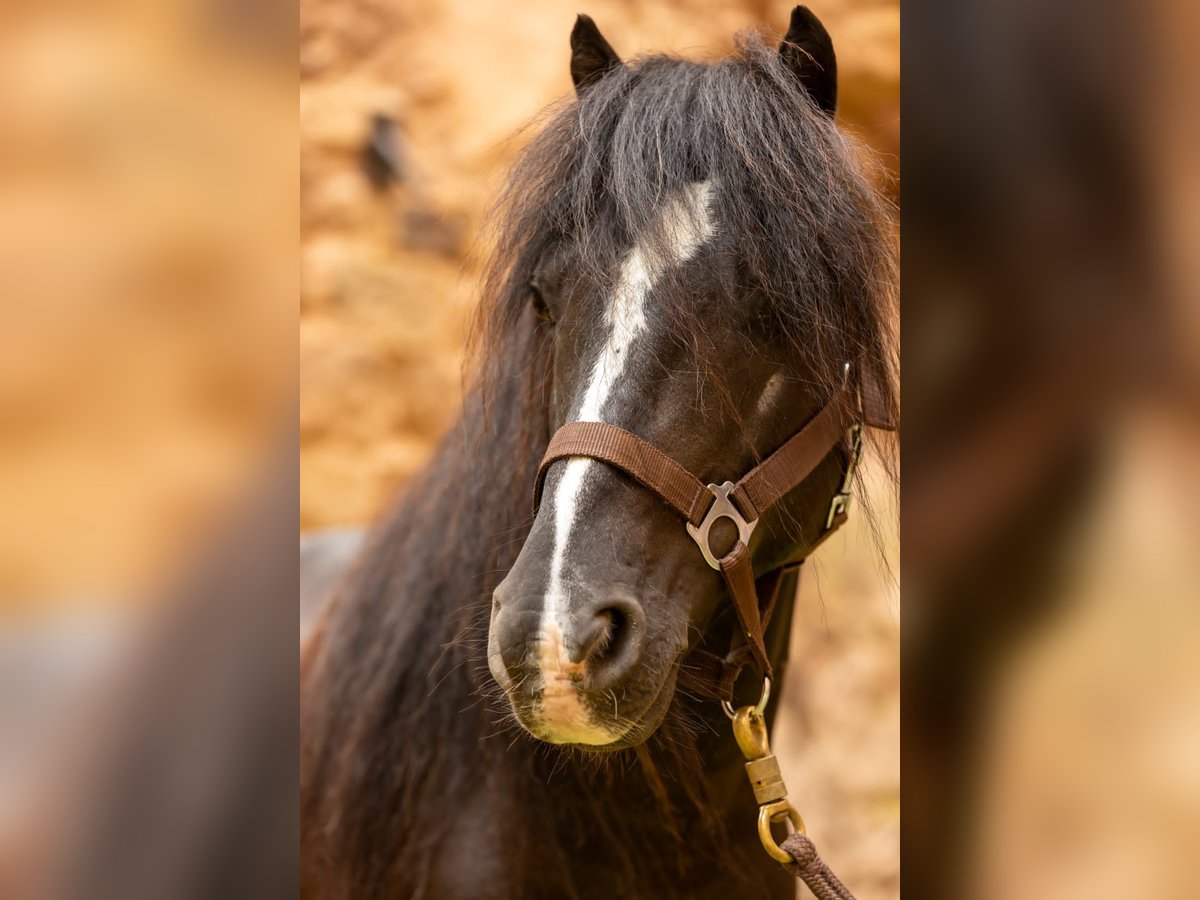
[486,8,894,749]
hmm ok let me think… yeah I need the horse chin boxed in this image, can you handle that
[581,667,680,753]
[522,665,681,754]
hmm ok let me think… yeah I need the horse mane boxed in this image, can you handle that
[300,32,897,897]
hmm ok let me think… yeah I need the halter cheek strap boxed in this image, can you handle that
[532,374,871,702]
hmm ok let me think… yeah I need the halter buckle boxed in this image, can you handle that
[686,481,757,570]
[824,423,863,530]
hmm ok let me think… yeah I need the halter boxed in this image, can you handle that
[531,364,892,885]
[532,363,890,704]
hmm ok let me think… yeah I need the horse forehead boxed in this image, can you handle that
[599,179,718,346]
[568,180,718,404]
[629,179,717,287]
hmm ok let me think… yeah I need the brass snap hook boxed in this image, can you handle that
[726,682,808,866]
[731,705,771,759]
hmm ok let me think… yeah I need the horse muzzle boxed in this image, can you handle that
[488,575,656,746]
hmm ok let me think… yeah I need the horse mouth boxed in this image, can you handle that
[508,662,681,752]
[487,603,687,750]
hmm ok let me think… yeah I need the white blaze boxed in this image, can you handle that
[536,180,717,743]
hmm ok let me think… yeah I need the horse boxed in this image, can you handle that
[300,8,897,898]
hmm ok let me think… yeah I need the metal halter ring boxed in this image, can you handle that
[722,676,771,721]
[686,481,758,570]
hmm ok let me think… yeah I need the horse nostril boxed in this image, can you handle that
[578,597,644,691]
[579,607,619,663]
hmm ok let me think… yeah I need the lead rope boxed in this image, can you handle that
[727,681,857,900]
[779,833,856,900]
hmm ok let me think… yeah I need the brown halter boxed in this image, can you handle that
[533,364,891,704]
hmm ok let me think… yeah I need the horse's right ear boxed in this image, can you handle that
[780,6,838,116]
[570,14,622,93]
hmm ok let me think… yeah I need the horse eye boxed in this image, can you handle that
[529,282,555,324]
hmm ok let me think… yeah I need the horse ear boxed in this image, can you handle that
[779,6,838,116]
[571,14,622,92]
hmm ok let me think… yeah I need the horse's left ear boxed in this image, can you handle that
[780,6,838,116]
[571,14,622,92]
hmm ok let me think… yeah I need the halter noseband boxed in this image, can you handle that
[532,365,885,703]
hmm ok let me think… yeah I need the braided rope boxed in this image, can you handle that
[780,833,856,900]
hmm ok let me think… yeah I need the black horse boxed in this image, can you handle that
[301,8,897,898]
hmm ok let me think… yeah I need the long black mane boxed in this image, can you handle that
[301,33,896,897]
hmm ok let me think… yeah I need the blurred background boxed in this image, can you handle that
[0,2,293,611]
[902,0,1200,897]
[298,0,901,897]
[0,1,296,897]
